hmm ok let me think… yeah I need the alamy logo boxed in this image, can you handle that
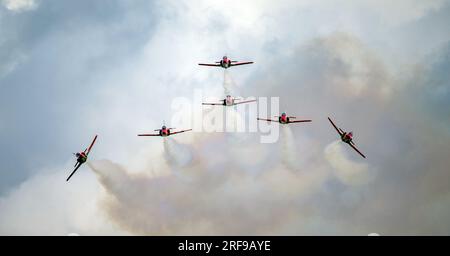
[169,89,281,143]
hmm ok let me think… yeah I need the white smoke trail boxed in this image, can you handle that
[224,107,246,134]
[280,125,301,170]
[223,70,239,95]
[85,139,331,235]
[163,138,193,167]
[324,140,373,186]
[87,159,195,234]
[86,158,254,235]
[222,69,247,138]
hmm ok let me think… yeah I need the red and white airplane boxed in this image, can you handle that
[138,125,192,138]
[202,95,256,107]
[328,117,366,158]
[198,56,253,69]
[257,112,312,124]
[67,135,98,182]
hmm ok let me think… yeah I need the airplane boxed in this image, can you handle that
[137,125,192,137]
[328,117,366,158]
[66,135,98,182]
[198,56,253,69]
[202,95,257,106]
[257,112,312,124]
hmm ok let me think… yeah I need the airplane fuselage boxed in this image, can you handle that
[278,113,290,124]
[279,116,290,124]
[76,152,87,163]
[220,61,231,68]
[220,57,231,68]
[224,97,234,106]
[341,132,353,143]
[160,129,170,137]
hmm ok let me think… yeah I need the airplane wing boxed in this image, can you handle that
[328,117,344,136]
[230,61,254,67]
[257,117,279,123]
[66,163,82,182]
[198,63,221,67]
[85,135,98,155]
[289,119,312,123]
[348,143,366,158]
[170,129,192,135]
[202,102,224,106]
[137,133,160,136]
[234,99,257,105]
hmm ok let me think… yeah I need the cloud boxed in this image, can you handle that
[163,138,194,168]
[324,141,372,186]
[360,0,448,25]
[87,151,332,235]
[0,50,27,79]
[2,0,37,12]
[1,1,450,235]
[0,0,160,193]
[0,163,127,235]
[280,126,302,170]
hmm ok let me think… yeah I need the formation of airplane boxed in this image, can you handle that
[137,125,192,137]
[202,95,256,107]
[67,54,368,181]
[66,135,98,182]
[257,112,312,124]
[328,117,366,158]
[198,56,253,69]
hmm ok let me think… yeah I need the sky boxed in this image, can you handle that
[0,0,450,235]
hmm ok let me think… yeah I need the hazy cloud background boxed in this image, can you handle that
[0,0,449,235]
